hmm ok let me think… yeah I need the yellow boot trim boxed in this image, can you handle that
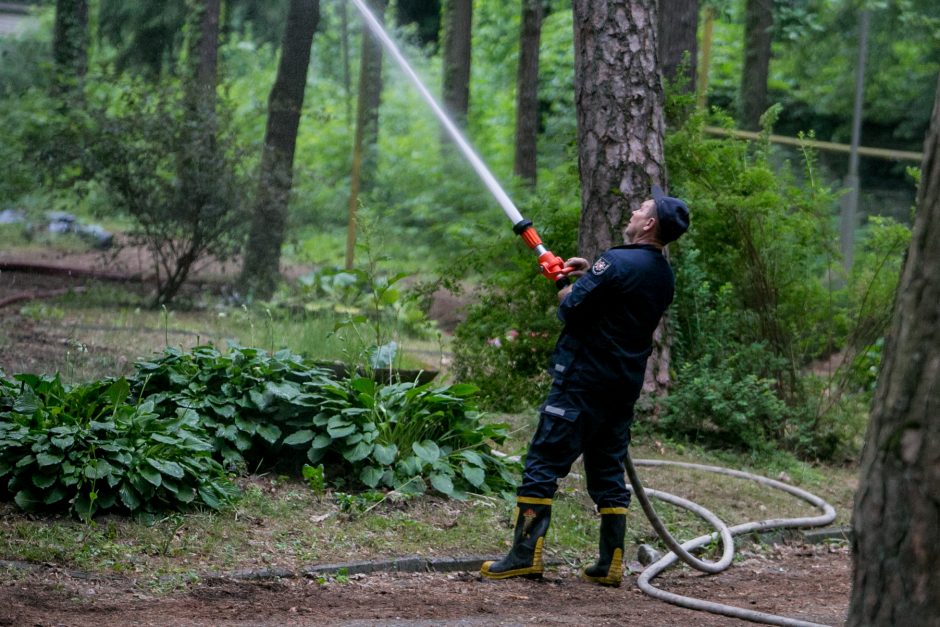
[517,496,552,505]
[479,537,545,580]
[581,547,623,587]
[598,507,628,515]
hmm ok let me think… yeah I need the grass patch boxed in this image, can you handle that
[0,430,857,590]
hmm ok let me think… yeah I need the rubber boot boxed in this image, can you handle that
[582,508,627,586]
[480,497,552,580]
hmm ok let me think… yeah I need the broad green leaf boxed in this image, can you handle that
[105,378,130,405]
[460,450,485,467]
[461,464,486,488]
[429,473,454,496]
[119,484,141,510]
[327,423,356,438]
[16,455,35,468]
[343,441,373,463]
[32,473,56,489]
[36,452,63,467]
[372,443,398,465]
[310,433,333,449]
[249,389,269,410]
[51,435,74,449]
[234,415,257,434]
[147,458,184,479]
[84,460,113,479]
[14,490,39,511]
[283,429,315,446]
[360,466,383,488]
[138,465,162,487]
[234,432,253,451]
[412,440,441,464]
[446,383,480,397]
[43,485,67,504]
[306,447,326,464]
[150,433,179,445]
[265,381,300,401]
[256,423,282,444]
[198,485,222,510]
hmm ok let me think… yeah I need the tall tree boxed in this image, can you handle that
[441,0,472,130]
[345,0,389,269]
[571,0,671,396]
[848,74,940,625]
[514,0,545,187]
[740,0,773,130]
[241,0,320,299]
[572,0,666,261]
[658,0,698,95]
[52,0,88,92]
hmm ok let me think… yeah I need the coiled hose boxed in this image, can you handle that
[624,455,837,627]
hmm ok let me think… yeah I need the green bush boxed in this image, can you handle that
[0,375,236,519]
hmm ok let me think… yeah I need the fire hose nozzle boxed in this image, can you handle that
[513,219,572,288]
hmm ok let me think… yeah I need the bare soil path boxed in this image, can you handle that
[0,543,850,626]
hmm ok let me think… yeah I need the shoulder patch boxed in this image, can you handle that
[592,257,610,275]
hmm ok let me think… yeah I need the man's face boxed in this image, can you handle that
[624,199,657,243]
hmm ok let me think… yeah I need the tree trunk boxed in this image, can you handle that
[572,0,670,399]
[346,0,388,269]
[572,0,666,262]
[240,0,320,300]
[441,0,472,131]
[657,0,698,95]
[740,0,772,130]
[848,73,940,625]
[52,0,88,92]
[514,0,544,187]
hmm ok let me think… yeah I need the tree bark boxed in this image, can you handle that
[571,0,666,262]
[848,73,940,625]
[514,0,544,187]
[657,0,698,95]
[240,0,320,299]
[740,0,773,130]
[346,0,388,269]
[441,0,472,130]
[52,0,88,92]
[572,0,671,399]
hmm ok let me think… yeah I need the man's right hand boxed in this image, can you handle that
[564,257,589,279]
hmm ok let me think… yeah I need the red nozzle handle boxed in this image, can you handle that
[514,219,572,288]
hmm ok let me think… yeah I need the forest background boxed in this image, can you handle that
[0,0,938,469]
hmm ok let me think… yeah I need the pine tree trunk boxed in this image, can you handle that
[355,0,387,195]
[571,0,671,399]
[514,0,544,187]
[241,0,320,300]
[571,0,666,262]
[740,0,772,130]
[657,0,698,95]
[848,74,940,625]
[346,0,388,269]
[441,0,472,130]
[52,0,88,93]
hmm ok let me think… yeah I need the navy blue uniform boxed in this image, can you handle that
[519,244,675,509]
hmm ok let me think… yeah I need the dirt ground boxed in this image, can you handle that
[0,543,850,626]
[1,248,853,626]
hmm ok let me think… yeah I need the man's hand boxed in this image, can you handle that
[564,257,589,278]
[557,258,588,302]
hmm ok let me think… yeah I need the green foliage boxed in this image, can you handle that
[662,104,910,459]
[293,376,519,499]
[85,81,252,306]
[0,374,236,519]
[129,344,333,471]
[0,344,520,518]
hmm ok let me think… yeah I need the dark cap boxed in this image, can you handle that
[651,185,690,243]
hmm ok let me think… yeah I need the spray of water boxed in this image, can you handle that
[347,0,525,226]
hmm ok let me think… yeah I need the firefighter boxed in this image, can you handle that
[481,186,690,586]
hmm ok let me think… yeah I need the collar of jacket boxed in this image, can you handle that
[609,243,664,253]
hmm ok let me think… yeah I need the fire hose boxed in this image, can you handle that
[348,2,839,624]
